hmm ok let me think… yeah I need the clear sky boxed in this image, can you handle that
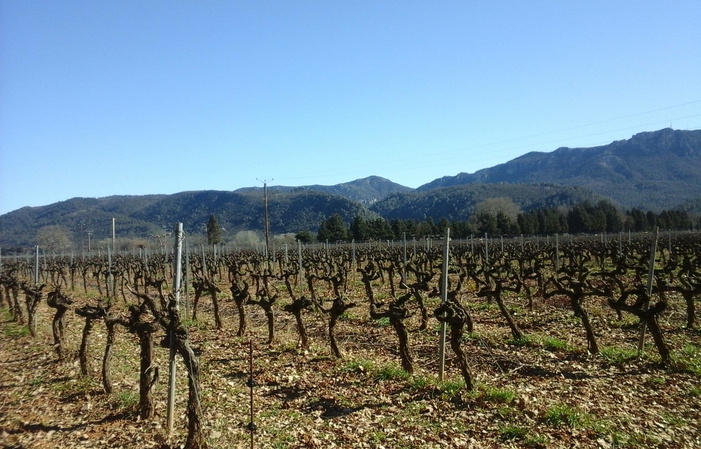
[2,1,700,215]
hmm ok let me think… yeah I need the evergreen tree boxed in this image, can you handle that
[350,215,368,241]
[206,214,222,245]
[367,218,393,240]
[295,230,314,243]
[317,214,348,242]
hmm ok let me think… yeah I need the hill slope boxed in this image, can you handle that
[235,176,413,204]
[0,190,375,249]
[418,128,701,211]
[370,183,602,221]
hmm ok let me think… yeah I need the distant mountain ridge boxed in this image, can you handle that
[418,128,701,211]
[1,128,700,249]
[235,175,412,204]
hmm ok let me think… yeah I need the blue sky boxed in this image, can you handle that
[1,1,700,214]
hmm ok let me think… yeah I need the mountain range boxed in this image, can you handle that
[1,128,700,249]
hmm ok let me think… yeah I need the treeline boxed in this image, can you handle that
[312,200,698,242]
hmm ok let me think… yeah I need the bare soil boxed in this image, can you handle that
[1,284,700,448]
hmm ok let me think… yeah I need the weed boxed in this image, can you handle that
[612,315,639,329]
[499,425,528,441]
[483,386,516,404]
[600,346,637,364]
[342,358,374,374]
[672,343,701,376]
[29,374,46,387]
[474,301,497,311]
[112,390,139,411]
[182,317,208,331]
[495,405,517,419]
[53,375,99,397]
[438,379,465,396]
[661,412,685,427]
[3,323,30,338]
[0,308,13,321]
[611,431,660,448]
[648,376,666,385]
[688,385,701,397]
[541,336,569,351]
[375,364,410,381]
[375,317,391,327]
[510,305,524,315]
[525,433,548,448]
[371,430,387,442]
[544,404,584,428]
[510,335,534,347]
[463,331,481,342]
[407,375,430,390]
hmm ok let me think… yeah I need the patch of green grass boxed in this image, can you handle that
[375,363,411,381]
[541,336,569,351]
[612,315,639,329]
[3,322,30,338]
[495,405,517,419]
[544,404,584,428]
[510,305,524,315]
[112,390,139,411]
[524,433,548,448]
[440,378,466,395]
[509,335,535,347]
[672,343,701,377]
[661,412,685,427]
[483,386,516,404]
[405,375,468,397]
[342,358,374,374]
[375,317,391,327]
[0,307,14,321]
[688,385,701,397]
[463,331,481,342]
[611,431,660,448]
[474,301,498,311]
[498,425,528,441]
[182,317,208,331]
[370,430,387,443]
[407,375,430,390]
[258,403,285,419]
[29,373,47,387]
[52,375,99,396]
[648,376,666,386]
[600,346,637,364]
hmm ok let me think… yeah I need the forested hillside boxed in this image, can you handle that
[370,183,601,221]
[419,128,701,211]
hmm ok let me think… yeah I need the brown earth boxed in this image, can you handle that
[1,282,700,448]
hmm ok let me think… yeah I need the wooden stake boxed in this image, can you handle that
[637,226,658,355]
[438,228,450,382]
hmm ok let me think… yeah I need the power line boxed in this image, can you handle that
[275,103,701,184]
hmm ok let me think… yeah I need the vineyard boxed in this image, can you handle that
[1,232,700,448]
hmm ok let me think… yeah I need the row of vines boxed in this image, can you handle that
[1,232,700,448]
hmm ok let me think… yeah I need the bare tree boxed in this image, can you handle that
[37,225,72,253]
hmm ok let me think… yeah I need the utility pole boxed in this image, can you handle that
[257,178,273,262]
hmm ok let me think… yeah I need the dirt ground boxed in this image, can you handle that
[1,283,700,448]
